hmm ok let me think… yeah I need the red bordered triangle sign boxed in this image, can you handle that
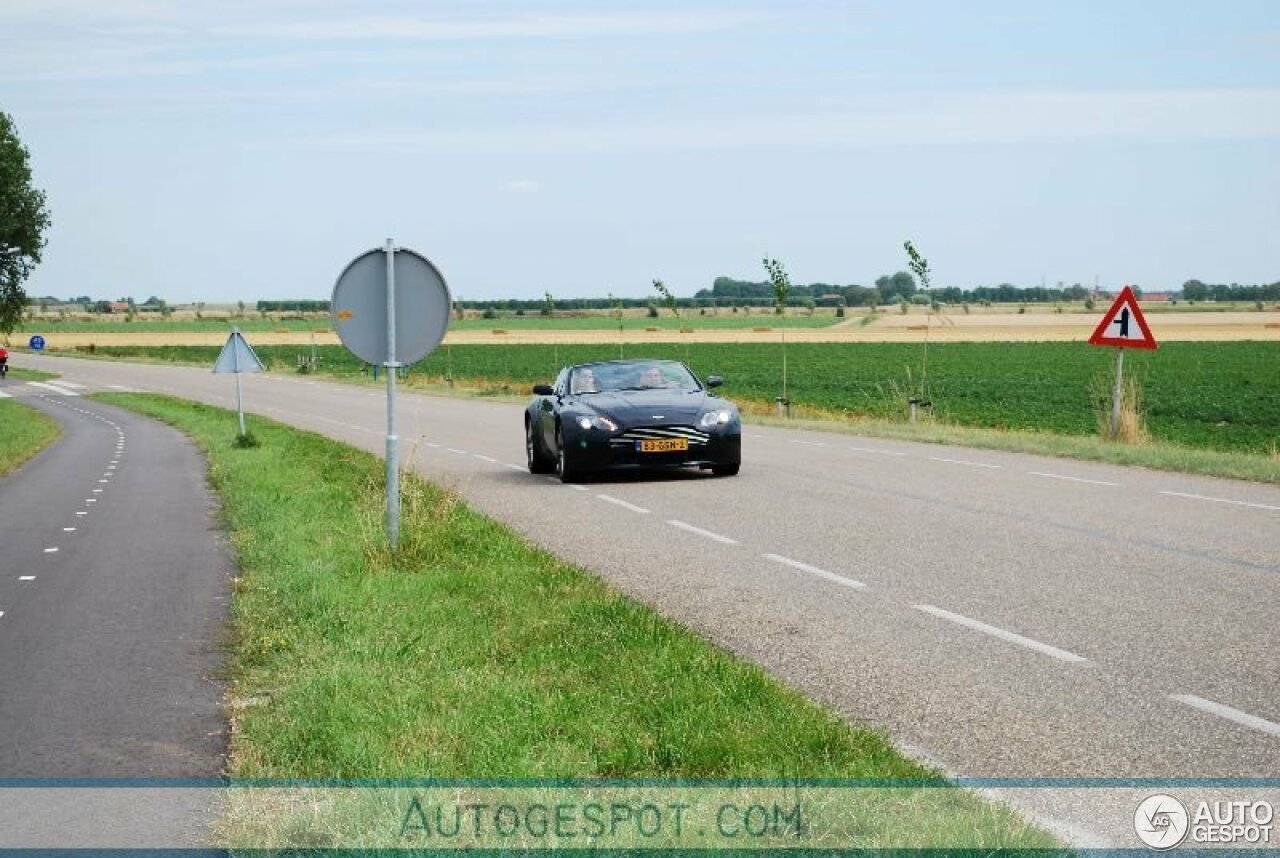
[1088,285,1157,350]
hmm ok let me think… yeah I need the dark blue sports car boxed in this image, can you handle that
[525,359,742,482]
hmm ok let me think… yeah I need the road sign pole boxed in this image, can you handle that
[384,238,400,548]
[1110,348,1125,439]
[232,326,246,436]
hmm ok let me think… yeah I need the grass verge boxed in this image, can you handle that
[0,398,60,477]
[4,366,60,382]
[96,392,1059,851]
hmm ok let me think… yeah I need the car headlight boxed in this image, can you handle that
[576,415,618,432]
[698,409,733,428]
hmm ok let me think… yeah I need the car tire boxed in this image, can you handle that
[711,462,740,477]
[527,420,554,474]
[555,426,580,483]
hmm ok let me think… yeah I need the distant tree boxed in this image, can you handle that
[542,291,555,316]
[0,112,53,334]
[1182,279,1208,302]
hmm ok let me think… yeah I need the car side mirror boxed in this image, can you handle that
[706,376,724,389]
[532,383,554,395]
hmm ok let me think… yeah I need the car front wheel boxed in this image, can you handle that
[527,421,554,473]
[555,426,580,483]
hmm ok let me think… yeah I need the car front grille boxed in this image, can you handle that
[609,425,710,448]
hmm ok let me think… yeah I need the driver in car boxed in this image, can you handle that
[571,367,599,394]
[638,366,669,388]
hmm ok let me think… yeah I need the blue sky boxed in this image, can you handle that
[3,1,1277,302]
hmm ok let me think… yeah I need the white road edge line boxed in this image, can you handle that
[1028,471,1120,487]
[666,519,738,544]
[928,456,1001,469]
[1170,694,1280,738]
[914,604,1088,664]
[1158,491,1280,512]
[763,553,866,590]
[847,445,908,457]
[596,494,650,514]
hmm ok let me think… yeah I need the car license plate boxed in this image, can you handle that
[636,438,688,453]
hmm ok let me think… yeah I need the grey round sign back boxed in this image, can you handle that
[330,247,452,365]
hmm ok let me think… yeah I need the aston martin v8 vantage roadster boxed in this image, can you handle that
[525,359,741,482]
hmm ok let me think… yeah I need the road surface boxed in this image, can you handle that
[0,384,232,846]
[11,354,1278,847]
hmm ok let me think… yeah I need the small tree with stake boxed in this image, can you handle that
[903,240,933,420]
[608,292,624,358]
[652,278,690,364]
[762,256,792,414]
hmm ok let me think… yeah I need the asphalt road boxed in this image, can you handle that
[0,384,231,845]
[12,354,1279,847]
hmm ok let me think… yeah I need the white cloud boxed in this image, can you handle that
[276,87,1280,154]
[504,180,545,194]
[212,10,770,41]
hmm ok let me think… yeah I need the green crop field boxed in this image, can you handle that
[73,341,1280,456]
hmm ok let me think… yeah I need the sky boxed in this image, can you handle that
[3,0,1278,303]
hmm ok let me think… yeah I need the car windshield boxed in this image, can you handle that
[570,362,700,394]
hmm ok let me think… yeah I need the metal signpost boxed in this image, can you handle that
[331,240,451,547]
[1087,285,1158,438]
[213,327,265,436]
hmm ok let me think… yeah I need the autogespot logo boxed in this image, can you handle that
[1135,794,1190,850]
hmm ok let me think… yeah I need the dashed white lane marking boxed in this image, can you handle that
[0,390,11,398]
[98,479,109,483]
[92,488,103,493]
[27,381,80,396]
[666,519,738,545]
[597,494,650,514]
[789,439,829,448]
[108,384,139,392]
[914,604,1088,664]
[43,547,58,553]
[446,447,467,455]
[763,553,866,590]
[1028,471,1120,487]
[56,381,87,389]
[19,576,35,581]
[504,463,525,472]
[847,445,908,457]
[86,498,97,503]
[473,454,498,463]
[928,456,1001,470]
[425,442,440,448]
[75,511,87,516]
[63,527,75,532]
[1158,491,1280,512]
[567,484,588,492]
[1169,694,1280,738]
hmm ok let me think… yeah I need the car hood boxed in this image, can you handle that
[576,389,719,425]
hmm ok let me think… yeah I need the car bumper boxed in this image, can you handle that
[570,431,741,471]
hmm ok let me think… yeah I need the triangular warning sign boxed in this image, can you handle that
[212,328,266,373]
[1088,285,1157,350]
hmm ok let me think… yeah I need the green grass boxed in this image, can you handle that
[4,366,59,382]
[81,340,1280,457]
[0,398,60,477]
[97,393,1058,850]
